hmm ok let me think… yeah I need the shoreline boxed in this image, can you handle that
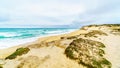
[0,29,78,49]
[0,24,120,68]
[0,29,82,59]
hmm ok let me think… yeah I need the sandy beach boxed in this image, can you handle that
[0,24,120,68]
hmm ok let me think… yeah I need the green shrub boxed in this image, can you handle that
[67,36,77,39]
[65,47,75,59]
[87,24,120,27]
[0,64,3,68]
[65,38,111,68]
[84,30,107,37]
[0,65,2,68]
[100,58,112,67]
[5,47,30,60]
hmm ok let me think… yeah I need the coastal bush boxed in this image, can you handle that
[5,47,30,60]
[66,36,77,39]
[61,37,65,39]
[0,64,3,68]
[84,30,107,37]
[65,47,75,59]
[87,24,120,27]
[80,24,120,30]
[110,28,120,35]
[103,24,120,27]
[111,28,120,32]
[65,38,111,68]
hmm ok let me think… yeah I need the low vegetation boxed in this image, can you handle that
[0,64,3,68]
[110,28,120,35]
[87,24,120,27]
[65,38,111,68]
[113,29,120,32]
[81,24,120,30]
[84,30,107,37]
[66,36,77,39]
[5,47,30,60]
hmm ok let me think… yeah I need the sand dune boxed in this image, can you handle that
[0,24,120,68]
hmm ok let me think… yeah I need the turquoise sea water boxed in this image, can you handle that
[0,28,76,49]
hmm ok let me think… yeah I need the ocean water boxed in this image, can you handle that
[0,28,76,49]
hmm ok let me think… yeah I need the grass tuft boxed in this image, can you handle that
[0,65,3,68]
[84,30,107,37]
[5,47,30,60]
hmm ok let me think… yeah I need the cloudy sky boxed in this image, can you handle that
[0,0,120,28]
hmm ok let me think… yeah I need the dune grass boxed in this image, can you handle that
[5,47,30,60]
[110,28,120,35]
[0,64,3,68]
[86,24,120,27]
[84,30,107,37]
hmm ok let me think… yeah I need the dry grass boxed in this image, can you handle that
[17,55,50,68]
[110,28,120,35]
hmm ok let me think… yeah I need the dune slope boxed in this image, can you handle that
[0,24,120,68]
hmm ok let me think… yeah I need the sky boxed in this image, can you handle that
[0,0,120,28]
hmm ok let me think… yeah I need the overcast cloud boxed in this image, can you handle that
[0,0,120,28]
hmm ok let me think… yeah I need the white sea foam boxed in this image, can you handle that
[0,29,77,49]
[0,32,21,37]
[0,37,37,49]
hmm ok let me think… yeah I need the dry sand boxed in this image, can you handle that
[0,25,120,68]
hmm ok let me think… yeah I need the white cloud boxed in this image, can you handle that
[0,0,87,26]
[0,0,119,27]
[15,3,85,17]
